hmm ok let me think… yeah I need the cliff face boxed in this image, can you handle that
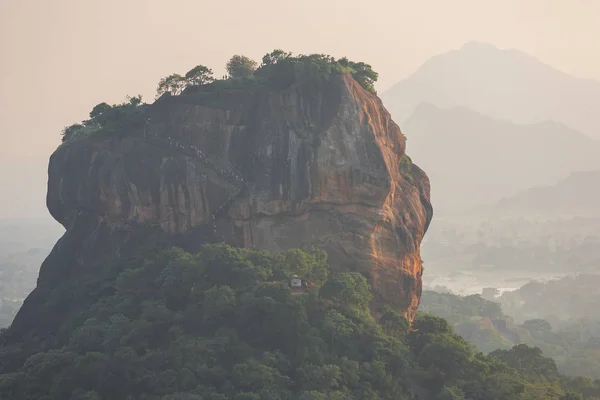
[12,73,431,336]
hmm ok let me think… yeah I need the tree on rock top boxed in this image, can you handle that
[261,49,293,66]
[184,65,215,86]
[156,73,186,97]
[226,55,258,78]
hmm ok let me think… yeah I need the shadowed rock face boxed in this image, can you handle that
[12,73,432,337]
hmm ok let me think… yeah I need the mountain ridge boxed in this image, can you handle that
[382,41,600,138]
[400,102,600,211]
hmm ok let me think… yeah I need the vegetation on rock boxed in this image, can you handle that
[61,95,147,143]
[0,244,593,399]
[59,49,378,144]
[226,55,258,79]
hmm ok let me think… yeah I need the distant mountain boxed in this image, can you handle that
[401,103,600,211]
[382,41,600,138]
[487,170,600,216]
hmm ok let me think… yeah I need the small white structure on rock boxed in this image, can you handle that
[290,276,303,288]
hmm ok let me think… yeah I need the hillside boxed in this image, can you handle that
[1,244,588,399]
[487,170,600,217]
[421,280,600,382]
[400,103,600,211]
[381,41,600,138]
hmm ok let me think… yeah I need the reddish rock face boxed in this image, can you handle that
[13,73,431,336]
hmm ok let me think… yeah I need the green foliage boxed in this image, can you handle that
[338,57,379,94]
[421,289,600,381]
[380,306,410,338]
[522,319,553,338]
[436,385,465,400]
[254,49,379,93]
[1,244,584,399]
[60,50,380,144]
[320,272,373,312]
[261,49,293,66]
[420,290,503,324]
[61,123,92,142]
[185,65,215,86]
[89,102,111,119]
[156,65,215,98]
[226,55,258,79]
[489,344,560,382]
[156,73,186,97]
[399,154,414,183]
[61,95,147,143]
[278,247,329,285]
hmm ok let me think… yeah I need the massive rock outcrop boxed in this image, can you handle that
[11,73,431,338]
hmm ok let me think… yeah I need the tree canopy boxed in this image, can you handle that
[226,55,258,79]
[61,95,146,142]
[0,244,594,399]
[185,65,215,86]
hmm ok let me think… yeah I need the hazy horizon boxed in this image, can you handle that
[2,0,600,219]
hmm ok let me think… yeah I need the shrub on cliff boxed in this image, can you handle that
[0,244,587,399]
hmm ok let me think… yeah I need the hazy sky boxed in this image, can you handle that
[1,0,600,219]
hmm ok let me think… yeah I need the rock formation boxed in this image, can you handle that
[11,72,432,339]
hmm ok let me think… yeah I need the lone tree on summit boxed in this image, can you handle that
[226,55,258,78]
[184,65,214,86]
[156,74,186,97]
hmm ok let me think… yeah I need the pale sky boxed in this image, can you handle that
[1,0,600,219]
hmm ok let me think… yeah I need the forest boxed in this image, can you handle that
[420,280,600,383]
[0,244,593,400]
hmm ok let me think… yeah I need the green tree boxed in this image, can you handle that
[322,310,354,350]
[126,94,143,106]
[380,306,410,338]
[320,272,372,310]
[89,102,111,120]
[61,124,85,142]
[156,74,186,97]
[417,334,473,380]
[203,285,236,322]
[279,248,328,285]
[226,55,258,78]
[298,364,341,391]
[261,49,293,66]
[339,58,378,93]
[184,65,214,86]
[412,314,452,335]
[522,319,553,339]
[489,344,559,381]
[437,385,465,400]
